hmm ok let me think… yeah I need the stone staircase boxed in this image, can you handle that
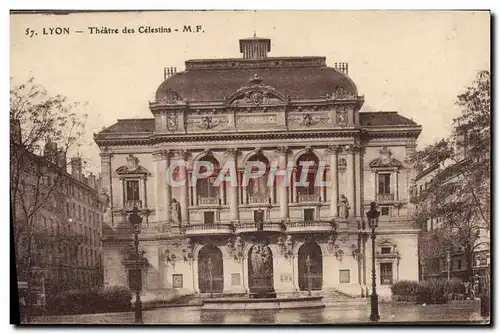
[145,289,367,310]
[277,289,367,306]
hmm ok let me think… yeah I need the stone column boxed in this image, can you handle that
[164,151,172,223]
[346,145,356,217]
[354,146,363,217]
[220,182,226,205]
[276,146,289,219]
[327,145,339,218]
[192,173,198,206]
[153,150,168,223]
[176,150,189,224]
[99,151,114,227]
[225,148,239,221]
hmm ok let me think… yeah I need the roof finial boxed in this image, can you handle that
[253,30,256,38]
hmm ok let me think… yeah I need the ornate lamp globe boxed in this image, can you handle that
[129,206,143,233]
[366,202,380,229]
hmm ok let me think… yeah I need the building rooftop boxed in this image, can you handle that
[98,112,418,135]
[155,36,357,102]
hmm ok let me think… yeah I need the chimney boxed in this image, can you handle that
[164,66,177,80]
[334,62,349,75]
[56,148,67,171]
[71,157,82,181]
[88,173,97,190]
[44,138,57,163]
[239,36,271,59]
[10,118,22,144]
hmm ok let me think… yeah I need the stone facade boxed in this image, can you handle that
[94,36,422,299]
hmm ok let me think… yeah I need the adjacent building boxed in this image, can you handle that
[94,36,422,300]
[12,120,104,299]
[413,157,490,283]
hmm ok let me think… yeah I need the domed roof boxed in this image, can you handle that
[155,60,358,103]
[155,37,358,103]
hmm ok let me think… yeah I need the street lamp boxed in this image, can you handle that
[366,201,380,322]
[207,257,214,298]
[305,255,312,296]
[128,206,143,324]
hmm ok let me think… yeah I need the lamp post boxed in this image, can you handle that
[366,201,380,322]
[128,206,143,324]
[207,257,214,298]
[306,254,312,296]
[447,251,451,281]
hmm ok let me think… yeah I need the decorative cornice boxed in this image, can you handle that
[96,127,420,147]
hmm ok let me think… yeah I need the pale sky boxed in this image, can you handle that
[10,11,490,174]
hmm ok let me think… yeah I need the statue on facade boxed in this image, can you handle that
[251,242,273,278]
[338,194,350,219]
[171,198,181,225]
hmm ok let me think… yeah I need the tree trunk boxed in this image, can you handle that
[465,246,474,282]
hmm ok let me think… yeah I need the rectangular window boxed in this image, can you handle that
[339,269,350,283]
[381,207,390,216]
[126,180,140,201]
[231,273,241,286]
[456,259,462,270]
[203,211,215,224]
[381,247,392,254]
[380,263,393,285]
[378,174,391,194]
[304,208,315,222]
[172,274,183,288]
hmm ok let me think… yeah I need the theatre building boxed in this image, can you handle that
[94,36,422,300]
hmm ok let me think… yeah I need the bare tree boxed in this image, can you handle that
[10,78,88,305]
[413,70,490,282]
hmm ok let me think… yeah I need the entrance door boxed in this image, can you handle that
[298,242,323,291]
[198,246,224,293]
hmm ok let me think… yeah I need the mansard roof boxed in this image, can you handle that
[155,60,358,103]
[99,118,155,134]
[360,111,418,127]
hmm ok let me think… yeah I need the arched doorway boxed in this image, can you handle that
[198,245,224,293]
[298,242,323,291]
[248,243,275,296]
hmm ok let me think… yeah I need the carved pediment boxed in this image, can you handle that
[226,75,288,106]
[116,154,150,175]
[377,239,397,248]
[159,89,184,104]
[369,147,402,168]
[326,85,358,100]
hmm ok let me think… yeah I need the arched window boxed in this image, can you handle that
[247,154,270,204]
[196,156,220,205]
[296,152,320,201]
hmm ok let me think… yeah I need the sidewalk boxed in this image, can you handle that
[28,300,488,325]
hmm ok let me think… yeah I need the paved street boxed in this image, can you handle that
[31,301,487,324]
